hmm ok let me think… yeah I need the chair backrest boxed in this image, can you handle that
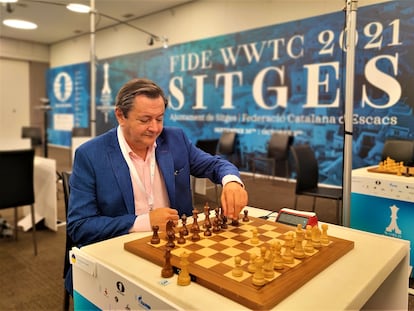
[381,139,414,166]
[61,171,73,278]
[72,127,91,137]
[267,133,294,160]
[196,139,219,156]
[21,126,42,147]
[0,149,35,208]
[61,171,72,214]
[290,144,319,192]
[217,132,236,155]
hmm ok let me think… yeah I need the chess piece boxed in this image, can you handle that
[231,218,240,226]
[181,214,189,236]
[166,220,176,248]
[263,249,275,279]
[321,224,329,246]
[220,215,228,229]
[203,203,211,229]
[177,229,186,244]
[271,241,284,270]
[204,222,212,236]
[292,224,305,259]
[212,218,221,233]
[282,232,294,264]
[250,228,259,244]
[232,256,243,277]
[161,247,174,278]
[151,225,160,244]
[177,252,191,286]
[252,257,266,286]
[242,209,249,222]
[312,225,322,249]
[304,225,315,254]
[191,209,200,233]
[247,253,257,273]
[191,228,201,242]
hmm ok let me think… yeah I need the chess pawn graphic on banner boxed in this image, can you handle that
[385,204,402,235]
[97,62,114,123]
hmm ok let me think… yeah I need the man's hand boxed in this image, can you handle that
[221,181,248,220]
[149,207,179,231]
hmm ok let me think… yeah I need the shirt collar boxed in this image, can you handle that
[117,126,157,160]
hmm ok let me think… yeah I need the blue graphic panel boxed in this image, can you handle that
[351,192,414,274]
[73,291,100,310]
[47,63,90,147]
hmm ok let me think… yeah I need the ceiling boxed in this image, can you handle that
[0,0,193,45]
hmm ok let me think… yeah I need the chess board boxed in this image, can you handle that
[124,217,354,310]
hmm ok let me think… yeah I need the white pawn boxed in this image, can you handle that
[252,257,266,286]
[251,228,259,244]
[232,256,243,277]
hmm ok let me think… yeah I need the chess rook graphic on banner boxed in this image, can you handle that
[47,1,414,187]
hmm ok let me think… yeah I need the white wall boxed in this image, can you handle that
[0,58,30,147]
[50,0,391,67]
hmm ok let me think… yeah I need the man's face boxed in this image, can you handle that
[116,94,165,152]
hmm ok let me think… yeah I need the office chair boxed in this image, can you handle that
[61,171,73,311]
[217,131,237,164]
[21,126,42,149]
[0,149,37,255]
[290,144,343,225]
[381,139,414,166]
[72,127,91,137]
[250,132,293,181]
[192,139,220,206]
[215,132,238,206]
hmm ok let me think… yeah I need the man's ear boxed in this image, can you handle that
[114,107,124,120]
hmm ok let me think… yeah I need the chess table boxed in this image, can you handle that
[70,206,410,310]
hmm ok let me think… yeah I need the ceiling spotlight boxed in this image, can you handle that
[3,19,37,30]
[66,3,91,13]
[161,36,169,49]
[147,36,154,46]
[0,0,18,3]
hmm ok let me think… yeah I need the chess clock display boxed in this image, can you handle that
[275,207,318,227]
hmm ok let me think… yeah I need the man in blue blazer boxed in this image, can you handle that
[65,78,248,295]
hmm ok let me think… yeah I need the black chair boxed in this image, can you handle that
[290,144,343,225]
[72,127,91,137]
[196,139,219,156]
[0,149,37,255]
[381,139,414,166]
[216,132,238,206]
[217,131,237,165]
[192,139,220,206]
[251,132,293,181]
[21,126,42,149]
[61,171,73,311]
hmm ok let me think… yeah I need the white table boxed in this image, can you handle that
[18,156,57,231]
[71,206,410,310]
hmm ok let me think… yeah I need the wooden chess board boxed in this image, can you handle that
[124,217,354,310]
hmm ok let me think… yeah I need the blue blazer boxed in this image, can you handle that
[67,126,240,247]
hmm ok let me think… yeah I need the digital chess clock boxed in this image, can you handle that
[275,207,318,227]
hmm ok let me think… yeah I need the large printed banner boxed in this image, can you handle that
[47,1,414,186]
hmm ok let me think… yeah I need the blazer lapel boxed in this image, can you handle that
[156,136,176,208]
[106,131,135,214]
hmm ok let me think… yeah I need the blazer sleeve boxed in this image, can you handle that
[67,132,137,247]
